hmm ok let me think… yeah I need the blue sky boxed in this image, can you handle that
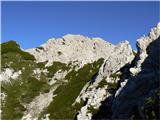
[2,1,159,50]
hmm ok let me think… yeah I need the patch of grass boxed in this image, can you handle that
[1,41,50,119]
[110,72,121,80]
[37,61,48,68]
[88,106,99,115]
[2,52,34,71]
[40,58,104,119]
[142,91,159,119]
[36,46,44,50]
[2,76,50,119]
[73,100,85,110]
[1,41,35,60]
[130,90,159,120]
[57,51,62,56]
[98,79,118,89]
[98,78,108,88]
[1,41,20,54]
[46,61,70,77]
[106,82,118,89]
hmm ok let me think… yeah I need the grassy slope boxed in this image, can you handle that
[1,41,50,119]
[40,58,104,119]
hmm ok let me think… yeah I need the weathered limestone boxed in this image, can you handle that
[22,90,55,120]
[75,40,134,119]
[26,34,115,68]
[0,68,22,83]
[112,22,160,119]
[48,70,68,85]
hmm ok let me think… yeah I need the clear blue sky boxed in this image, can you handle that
[2,1,159,50]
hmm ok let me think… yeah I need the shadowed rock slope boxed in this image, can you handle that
[92,23,160,120]
[111,23,160,119]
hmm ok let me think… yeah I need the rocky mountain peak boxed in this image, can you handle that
[137,22,160,51]
[26,34,133,68]
[131,22,160,73]
[63,34,87,41]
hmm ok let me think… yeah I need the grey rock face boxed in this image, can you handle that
[75,41,134,120]
[112,23,160,119]
[0,68,22,83]
[26,34,115,68]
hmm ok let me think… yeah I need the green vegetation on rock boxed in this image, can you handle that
[36,46,44,50]
[57,51,62,55]
[1,41,50,119]
[46,61,70,78]
[110,72,121,80]
[130,90,159,120]
[98,78,108,88]
[88,106,99,115]
[98,79,118,89]
[1,41,35,60]
[40,58,104,119]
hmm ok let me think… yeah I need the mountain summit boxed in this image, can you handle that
[26,34,133,68]
[1,23,159,120]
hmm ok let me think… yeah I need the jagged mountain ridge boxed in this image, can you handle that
[26,34,131,68]
[1,23,159,120]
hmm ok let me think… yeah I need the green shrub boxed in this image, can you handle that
[1,41,35,60]
[110,72,121,79]
[36,46,44,50]
[98,78,108,88]
[88,106,99,114]
[37,62,47,68]
[57,51,62,55]
[47,61,70,77]
[1,41,20,54]
[106,82,118,89]
[98,78,118,89]
[130,90,159,120]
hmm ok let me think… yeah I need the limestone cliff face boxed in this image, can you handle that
[26,34,115,68]
[75,41,134,120]
[111,23,160,119]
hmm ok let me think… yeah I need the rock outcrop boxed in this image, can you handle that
[0,68,22,83]
[111,23,160,119]
[75,41,134,120]
[26,34,115,68]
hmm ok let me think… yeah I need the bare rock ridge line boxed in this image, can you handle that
[1,22,159,120]
[26,34,132,68]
